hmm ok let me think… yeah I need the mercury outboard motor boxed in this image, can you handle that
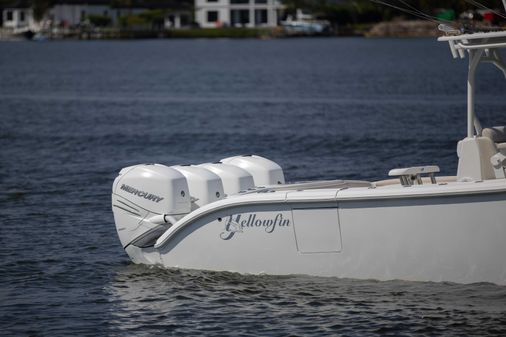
[221,155,285,186]
[111,155,285,265]
[112,164,191,251]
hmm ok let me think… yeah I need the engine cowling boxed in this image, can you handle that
[221,155,285,186]
[112,164,190,249]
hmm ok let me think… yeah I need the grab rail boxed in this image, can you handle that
[388,166,440,187]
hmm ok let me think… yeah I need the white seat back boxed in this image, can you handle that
[483,126,506,155]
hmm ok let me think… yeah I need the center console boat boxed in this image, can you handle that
[112,30,506,285]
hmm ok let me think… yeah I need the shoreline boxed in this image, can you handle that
[1,26,356,41]
[0,20,457,41]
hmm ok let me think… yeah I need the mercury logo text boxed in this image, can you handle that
[120,184,164,203]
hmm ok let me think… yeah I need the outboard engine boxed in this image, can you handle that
[198,162,255,195]
[221,155,285,186]
[111,155,284,264]
[171,165,224,210]
[112,164,190,250]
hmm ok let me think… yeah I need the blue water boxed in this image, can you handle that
[1,38,505,336]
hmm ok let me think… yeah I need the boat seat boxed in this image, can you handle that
[483,126,506,155]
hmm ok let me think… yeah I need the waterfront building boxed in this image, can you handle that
[194,0,284,28]
[1,1,36,32]
[1,0,192,30]
[48,0,113,26]
[48,0,192,28]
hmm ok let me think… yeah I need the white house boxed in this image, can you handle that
[48,2,115,26]
[195,0,284,28]
[46,0,193,28]
[2,4,36,32]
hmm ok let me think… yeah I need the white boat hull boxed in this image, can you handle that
[124,189,506,285]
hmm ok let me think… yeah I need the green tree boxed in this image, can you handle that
[88,14,112,27]
[32,0,53,21]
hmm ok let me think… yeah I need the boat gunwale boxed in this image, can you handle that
[154,178,506,249]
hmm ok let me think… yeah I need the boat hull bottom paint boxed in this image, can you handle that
[123,194,506,285]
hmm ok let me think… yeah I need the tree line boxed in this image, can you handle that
[1,0,505,25]
[283,0,506,25]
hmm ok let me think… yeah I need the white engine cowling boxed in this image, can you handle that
[171,165,224,209]
[112,164,190,249]
[221,155,285,186]
[198,162,255,196]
